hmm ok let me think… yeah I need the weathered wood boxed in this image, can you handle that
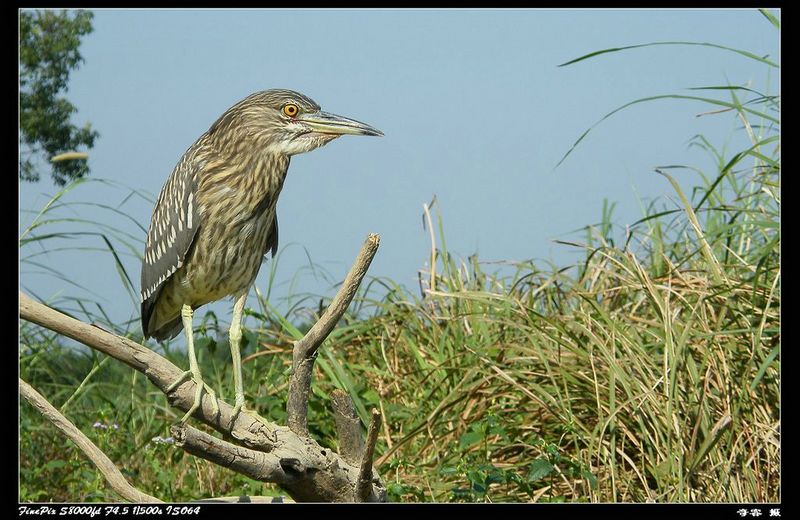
[355,409,382,502]
[331,389,365,465]
[286,234,380,436]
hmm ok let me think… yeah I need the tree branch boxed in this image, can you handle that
[355,408,382,502]
[286,233,380,435]
[330,389,365,466]
[19,233,388,502]
[19,378,161,503]
[171,424,290,485]
[19,291,277,452]
[170,422,383,503]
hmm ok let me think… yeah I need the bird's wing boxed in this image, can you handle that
[140,152,201,338]
[250,186,280,263]
[264,211,279,260]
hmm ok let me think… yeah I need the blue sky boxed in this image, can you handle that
[19,8,780,333]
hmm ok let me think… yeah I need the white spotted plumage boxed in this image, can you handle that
[187,193,193,228]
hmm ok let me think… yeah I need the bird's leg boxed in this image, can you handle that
[229,291,248,420]
[227,291,273,433]
[167,304,219,423]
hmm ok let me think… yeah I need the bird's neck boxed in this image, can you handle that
[236,151,290,220]
[196,141,290,223]
[250,151,290,217]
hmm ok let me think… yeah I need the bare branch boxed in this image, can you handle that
[171,421,382,502]
[20,292,277,450]
[331,389,365,465]
[287,234,380,435]
[19,378,162,503]
[19,234,387,502]
[20,291,388,502]
[355,408,382,502]
[19,231,389,504]
[171,424,289,485]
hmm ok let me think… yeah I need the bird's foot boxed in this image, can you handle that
[166,370,220,423]
[229,398,274,433]
[229,396,246,426]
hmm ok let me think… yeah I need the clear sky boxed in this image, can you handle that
[19,8,780,333]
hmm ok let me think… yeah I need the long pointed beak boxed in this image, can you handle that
[298,110,384,137]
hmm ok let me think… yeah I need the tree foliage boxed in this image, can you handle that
[20,9,99,185]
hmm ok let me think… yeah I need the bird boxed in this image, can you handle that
[140,89,383,423]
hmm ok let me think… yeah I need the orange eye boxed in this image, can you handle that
[283,104,299,117]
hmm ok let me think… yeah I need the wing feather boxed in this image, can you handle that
[264,215,278,261]
[140,151,202,338]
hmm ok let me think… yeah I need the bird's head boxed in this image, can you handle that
[208,89,383,156]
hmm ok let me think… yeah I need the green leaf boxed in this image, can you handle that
[750,342,780,391]
[459,430,484,449]
[556,93,779,169]
[43,459,67,471]
[759,9,780,29]
[527,458,555,482]
[558,41,778,69]
[582,470,599,490]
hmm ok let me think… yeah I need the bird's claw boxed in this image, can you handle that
[165,370,192,394]
[230,399,245,425]
[167,370,220,423]
[228,399,273,433]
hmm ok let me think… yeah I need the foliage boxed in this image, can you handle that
[20,9,98,185]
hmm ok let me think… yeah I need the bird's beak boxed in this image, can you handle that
[298,110,384,137]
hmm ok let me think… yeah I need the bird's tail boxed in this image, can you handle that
[144,316,184,342]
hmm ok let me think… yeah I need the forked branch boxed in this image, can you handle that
[19,233,387,502]
[287,233,380,435]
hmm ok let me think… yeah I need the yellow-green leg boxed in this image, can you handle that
[229,291,248,419]
[227,291,273,433]
[166,304,219,423]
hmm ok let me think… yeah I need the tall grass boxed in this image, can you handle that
[20,36,778,502]
[20,178,150,333]
[300,39,779,502]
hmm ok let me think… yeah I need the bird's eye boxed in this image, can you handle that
[283,104,299,117]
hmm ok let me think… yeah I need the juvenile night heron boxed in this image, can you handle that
[140,89,382,423]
